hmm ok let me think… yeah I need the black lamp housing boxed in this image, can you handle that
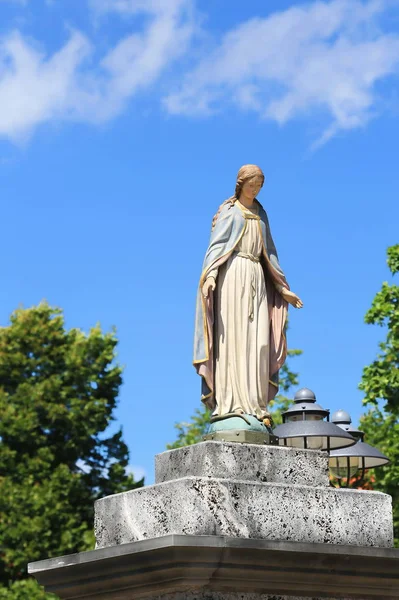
[329,409,390,482]
[273,388,356,451]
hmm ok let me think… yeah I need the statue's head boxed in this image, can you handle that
[234,164,265,201]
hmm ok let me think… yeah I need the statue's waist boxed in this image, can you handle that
[233,251,260,263]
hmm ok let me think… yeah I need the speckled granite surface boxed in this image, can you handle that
[155,442,329,487]
[95,444,393,550]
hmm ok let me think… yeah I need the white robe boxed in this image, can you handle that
[208,202,270,419]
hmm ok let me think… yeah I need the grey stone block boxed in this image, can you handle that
[94,476,393,549]
[155,441,329,487]
[28,534,399,600]
[147,594,347,600]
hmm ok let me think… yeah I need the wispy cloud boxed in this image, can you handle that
[0,0,398,146]
[165,0,399,147]
[0,30,90,142]
[90,0,191,17]
[0,0,194,142]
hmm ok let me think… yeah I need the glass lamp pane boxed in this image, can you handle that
[286,414,323,422]
[284,437,304,448]
[286,415,303,422]
[279,436,324,450]
[329,456,359,479]
[307,436,323,450]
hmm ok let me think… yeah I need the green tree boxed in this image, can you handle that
[358,244,399,545]
[168,347,302,449]
[167,405,212,450]
[0,303,143,597]
[0,579,56,599]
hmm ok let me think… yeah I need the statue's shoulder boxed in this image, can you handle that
[219,199,235,215]
[212,199,236,227]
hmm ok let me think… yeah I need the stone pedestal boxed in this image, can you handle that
[29,442,399,599]
[94,442,393,548]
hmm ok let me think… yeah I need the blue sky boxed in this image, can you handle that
[0,0,398,484]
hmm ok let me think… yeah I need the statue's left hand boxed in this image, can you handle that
[281,289,303,309]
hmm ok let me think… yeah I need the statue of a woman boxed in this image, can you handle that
[193,165,303,423]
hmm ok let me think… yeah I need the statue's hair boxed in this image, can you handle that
[211,164,265,230]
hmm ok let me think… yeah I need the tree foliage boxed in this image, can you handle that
[358,244,399,545]
[167,405,212,450]
[168,347,302,449]
[359,245,399,411]
[0,303,143,597]
[0,579,56,599]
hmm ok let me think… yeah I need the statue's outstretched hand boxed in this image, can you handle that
[281,288,303,309]
[202,277,216,299]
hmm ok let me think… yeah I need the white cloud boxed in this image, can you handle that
[91,0,189,17]
[0,0,194,141]
[0,31,91,142]
[164,0,399,146]
[0,0,398,146]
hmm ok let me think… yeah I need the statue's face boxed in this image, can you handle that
[241,175,263,200]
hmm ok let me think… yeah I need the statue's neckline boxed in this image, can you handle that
[236,200,259,215]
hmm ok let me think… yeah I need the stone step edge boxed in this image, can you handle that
[94,475,390,506]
